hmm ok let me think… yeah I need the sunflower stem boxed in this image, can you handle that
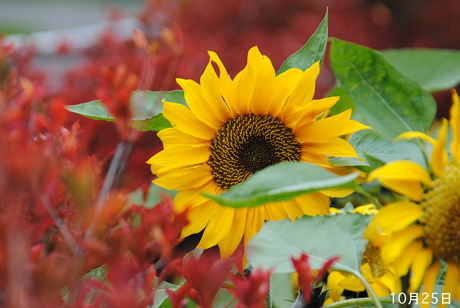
[322,296,393,308]
[355,184,383,209]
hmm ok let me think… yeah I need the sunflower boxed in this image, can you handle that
[326,205,395,304]
[364,90,460,307]
[147,47,369,260]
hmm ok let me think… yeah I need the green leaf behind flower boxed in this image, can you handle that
[348,129,429,170]
[329,38,437,140]
[381,48,460,92]
[246,213,372,273]
[277,10,328,74]
[204,162,359,208]
[65,90,186,131]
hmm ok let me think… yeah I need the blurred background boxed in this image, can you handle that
[2,0,460,189]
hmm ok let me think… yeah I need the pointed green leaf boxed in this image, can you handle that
[382,48,460,92]
[65,90,186,131]
[204,162,359,208]
[329,38,436,140]
[246,213,372,273]
[348,129,429,170]
[277,10,328,74]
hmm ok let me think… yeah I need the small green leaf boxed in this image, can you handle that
[328,157,372,173]
[348,129,429,170]
[65,90,186,132]
[204,162,359,208]
[329,38,437,140]
[246,213,372,273]
[277,10,328,74]
[382,48,460,92]
[65,100,114,121]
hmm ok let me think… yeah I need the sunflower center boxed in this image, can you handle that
[362,243,385,278]
[420,164,460,264]
[207,114,301,190]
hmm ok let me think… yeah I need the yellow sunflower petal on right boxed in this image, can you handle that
[408,247,433,293]
[420,262,441,308]
[450,89,460,162]
[381,225,423,264]
[368,160,431,201]
[395,131,436,144]
[365,201,423,235]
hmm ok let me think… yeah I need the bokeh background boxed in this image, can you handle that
[3,0,460,189]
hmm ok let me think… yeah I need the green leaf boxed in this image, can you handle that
[65,90,186,132]
[204,162,359,208]
[277,10,328,74]
[382,48,460,92]
[246,213,372,273]
[327,85,356,114]
[329,38,437,140]
[328,157,372,173]
[348,129,429,170]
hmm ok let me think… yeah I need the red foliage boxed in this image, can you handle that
[291,253,340,304]
[231,268,272,308]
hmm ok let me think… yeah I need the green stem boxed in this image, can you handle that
[355,184,383,209]
[323,296,393,308]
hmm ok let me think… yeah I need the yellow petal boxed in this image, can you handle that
[396,131,436,144]
[379,178,425,202]
[176,78,224,129]
[369,280,391,297]
[198,206,235,249]
[200,60,233,123]
[381,225,423,264]
[163,101,216,140]
[281,199,305,221]
[368,160,432,186]
[327,271,346,302]
[304,137,359,158]
[148,144,211,174]
[208,51,234,114]
[367,161,431,201]
[181,200,218,237]
[338,274,365,292]
[431,118,449,178]
[394,240,423,277]
[295,109,352,143]
[153,164,214,190]
[420,262,441,308]
[269,68,303,117]
[439,263,460,308]
[367,201,423,234]
[285,61,320,108]
[250,53,276,116]
[294,192,330,216]
[340,120,372,136]
[450,89,460,162]
[320,188,355,198]
[157,128,209,148]
[217,208,247,260]
[295,97,340,127]
[174,179,217,212]
[408,247,433,293]
[231,47,257,115]
[264,203,289,221]
[243,207,265,247]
